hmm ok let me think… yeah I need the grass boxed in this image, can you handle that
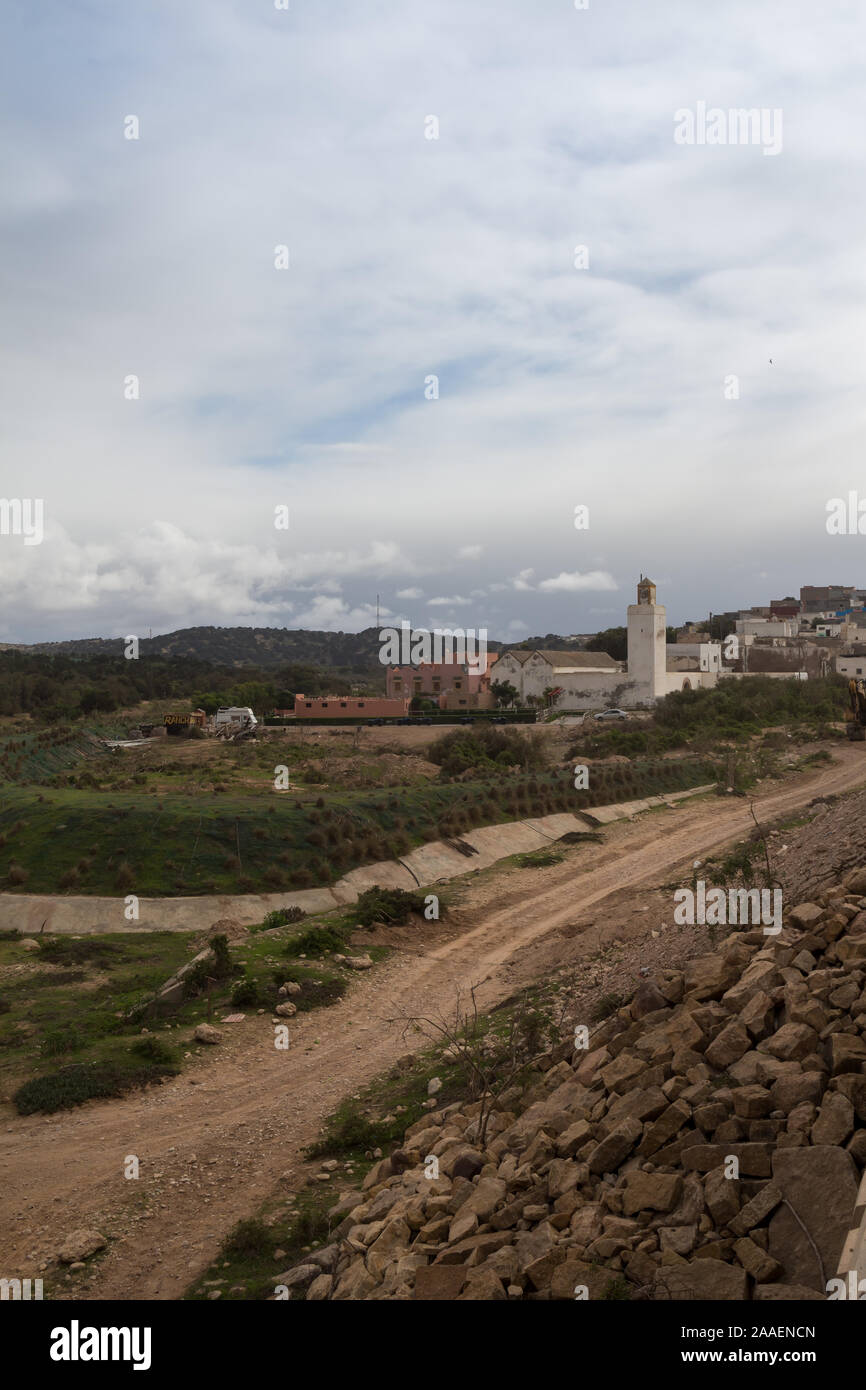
[0,753,719,897]
[185,1190,338,1302]
[513,849,564,869]
[13,1057,179,1114]
[0,906,375,1113]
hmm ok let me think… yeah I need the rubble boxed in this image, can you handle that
[283,870,866,1299]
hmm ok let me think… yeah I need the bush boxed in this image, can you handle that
[284,925,348,958]
[13,1059,177,1114]
[37,938,124,968]
[261,906,305,931]
[223,1218,274,1262]
[129,1035,178,1065]
[231,976,259,1006]
[305,1102,391,1158]
[428,725,547,779]
[182,934,240,998]
[40,1026,84,1057]
[355,886,432,928]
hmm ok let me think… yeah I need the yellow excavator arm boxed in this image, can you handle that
[848,679,866,740]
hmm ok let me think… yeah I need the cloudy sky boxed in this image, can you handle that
[2,0,865,644]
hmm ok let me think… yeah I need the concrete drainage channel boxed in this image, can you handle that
[0,784,715,937]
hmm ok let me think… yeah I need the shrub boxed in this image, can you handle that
[231,976,259,1006]
[40,1026,84,1057]
[355,886,432,928]
[13,1059,177,1114]
[182,934,239,997]
[114,862,135,892]
[223,1218,274,1262]
[37,938,123,968]
[429,725,547,779]
[129,1035,177,1065]
[262,906,305,930]
[284,924,348,958]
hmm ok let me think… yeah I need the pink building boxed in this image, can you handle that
[386,653,498,707]
[293,694,409,719]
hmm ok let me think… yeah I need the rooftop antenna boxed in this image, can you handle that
[376,594,380,631]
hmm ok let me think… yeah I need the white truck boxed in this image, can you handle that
[214,706,258,737]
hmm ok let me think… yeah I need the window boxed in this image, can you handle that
[305,702,312,708]
[358,702,365,708]
[340,701,347,707]
[321,702,328,708]
[454,680,462,690]
[459,698,466,705]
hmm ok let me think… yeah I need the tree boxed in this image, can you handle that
[490,679,519,708]
[585,626,627,662]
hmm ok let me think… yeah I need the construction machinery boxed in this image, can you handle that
[847,679,866,740]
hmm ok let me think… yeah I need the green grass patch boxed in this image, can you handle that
[513,849,564,869]
[12,1057,179,1114]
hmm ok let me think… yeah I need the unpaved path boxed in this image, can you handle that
[2,747,865,1302]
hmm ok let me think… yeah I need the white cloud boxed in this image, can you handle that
[396,586,423,599]
[538,570,618,593]
[3,0,865,640]
[427,595,472,607]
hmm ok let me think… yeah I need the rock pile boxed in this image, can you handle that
[284,868,866,1300]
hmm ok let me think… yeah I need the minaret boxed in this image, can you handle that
[627,574,666,697]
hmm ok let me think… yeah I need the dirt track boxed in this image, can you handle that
[3,746,866,1302]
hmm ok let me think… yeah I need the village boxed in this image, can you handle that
[148,578,866,733]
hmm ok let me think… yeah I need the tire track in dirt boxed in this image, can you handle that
[2,748,865,1301]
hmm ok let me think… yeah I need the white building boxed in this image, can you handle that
[837,650,866,679]
[496,576,724,711]
[735,617,797,639]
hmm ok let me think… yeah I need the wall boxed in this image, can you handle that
[293,695,409,718]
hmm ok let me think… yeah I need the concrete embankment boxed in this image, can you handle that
[0,786,713,936]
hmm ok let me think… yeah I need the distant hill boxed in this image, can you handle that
[6,624,593,669]
[8,625,521,671]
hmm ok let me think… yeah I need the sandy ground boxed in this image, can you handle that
[2,745,866,1302]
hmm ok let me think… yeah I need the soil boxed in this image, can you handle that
[2,743,866,1301]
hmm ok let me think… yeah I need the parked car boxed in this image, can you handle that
[595,708,629,720]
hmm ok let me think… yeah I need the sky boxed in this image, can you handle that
[2,0,866,645]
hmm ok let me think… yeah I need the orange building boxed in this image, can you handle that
[386,653,498,708]
[292,694,409,719]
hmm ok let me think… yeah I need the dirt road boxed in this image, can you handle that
[2,746,865,1301]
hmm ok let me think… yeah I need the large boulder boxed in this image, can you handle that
[653,1259,748,1300]
[58,1229,106,1264]
[768,1146,859,1292]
